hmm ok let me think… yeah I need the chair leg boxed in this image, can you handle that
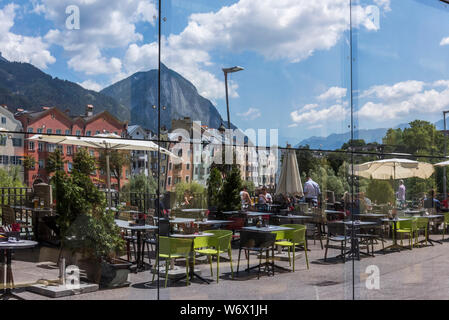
[152,255,159,283]
[237,249,241,276]
[185,258,189,286]
[258,252,262,280]
[292,246,295,272]
[164,259,169,288]
[229,249,234,279]
[247,250,250,274]
[216,254,220,283]
[304,242,309,270]
[209,255,213,277]
[324,239,329,261]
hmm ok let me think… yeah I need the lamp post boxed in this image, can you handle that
[222,66,244,130]
[443,111,449,201]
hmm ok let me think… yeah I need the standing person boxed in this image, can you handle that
[397,180,406,208]
[240,186,252,210]
[304,176,320,207]
[258,188,268,204]
[265,189,273,204]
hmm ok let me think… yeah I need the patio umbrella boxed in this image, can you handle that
[28,133,180,197]
[434,160,449,167]
[351,158,434,180]
[276,149,304,197]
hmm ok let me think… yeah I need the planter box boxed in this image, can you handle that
[99,258,132,289]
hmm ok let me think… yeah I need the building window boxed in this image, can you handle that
[178,150,182,157]
[57,145,63,154]
[167,177,172,186]
[1,117,6,124]
[68,162,73,172]
[38,159,44,169]
[161,166,166,173]
[89,150,95,157]
[12,138,22,147]
[169,163,172,170]
[0,136,6,146]
[86,131,91,136]
[67,145,73,155]
[27,128,33,133]
[186,163,190,170]
[65,130,70,135]
[47,144,55,152]
[38,142,45,152]
[96,130,100,135]
[76,130,81,136]
[10,156,22,165]
[0,155,8,165]
[56,129,62,135]
[47,129,52,134]
[37,128,43,134]
[186,176,189,183]
[28,141,35,151]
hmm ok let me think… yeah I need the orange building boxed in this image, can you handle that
[15,105,128,189]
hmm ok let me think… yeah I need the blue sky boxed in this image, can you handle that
[1,0,449,146]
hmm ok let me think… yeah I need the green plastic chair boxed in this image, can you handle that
[193,230,233,283]
[151,236,192,288]
[275,224,309,271]
[442,212,449,240]
[415,217,428,246]
[396,219,417,249]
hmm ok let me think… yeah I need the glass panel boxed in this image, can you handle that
[0,1,159,300]
[159,0,353,300]
[353,0,449,299]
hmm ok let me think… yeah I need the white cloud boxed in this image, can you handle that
[317,87,347,102]
[441,37,449,46]
[237,108,261,120]
[78,79,103,92]
[0,3,55,69]
[374,0,391,12]
[360,80,425,100]
[39,0,157,75]
[291,104,348,124]
[123,0,386,101]
[358,80,449,120]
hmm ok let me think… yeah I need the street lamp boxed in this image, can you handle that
[443,110,449,201]
[222,66,244,130]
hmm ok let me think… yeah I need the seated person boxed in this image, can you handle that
[422,190,441,212]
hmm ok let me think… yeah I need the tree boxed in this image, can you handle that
[22,155,36,186]
[207,167,222,210]
[218,165,242,211]
[46,149,66,174]
[296,145,316,177]
[366,180,395,205]
[98,150,130,191]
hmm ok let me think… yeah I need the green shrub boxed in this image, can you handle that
[366,180,395,205]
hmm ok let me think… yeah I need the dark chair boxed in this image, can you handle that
[324,222,351,262]
[237,231,276,279]
[226,217,246,242]
[145,218,170,262]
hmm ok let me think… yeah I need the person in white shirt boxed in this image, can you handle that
[397,180,406,208]
[304,177,320,207]
[265,191,273,204]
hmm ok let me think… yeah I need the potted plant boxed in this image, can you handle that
[50,148,128,288]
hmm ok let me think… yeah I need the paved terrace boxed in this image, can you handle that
[9,236,449,300]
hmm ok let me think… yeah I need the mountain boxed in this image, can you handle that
[0,59,130,120]
[296,123,410,150]
[101,64,229,132]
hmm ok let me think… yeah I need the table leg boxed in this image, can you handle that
[0,249,24,300]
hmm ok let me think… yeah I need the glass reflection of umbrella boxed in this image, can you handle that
[28,133,180,205]
[351,158,434,180]
[276,149,304,197]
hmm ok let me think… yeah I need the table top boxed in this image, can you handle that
[353,213,387,217]
[170,232,214,238]
[121,210,141,214]
[381,218,412,222]
[412,215,443,219]
[336,221,378,226]
[194,220,231,225]
[11,206,53,212]
[222,211,241,215]
[243,212,273,217]
[154,217,196,224]
[181,208,208,213]
[114,219,158,231]
[242,226,293,232]
[0,240,38,249]
[403,210,426,214]
[273,215,312,219]
[325,210,344,214]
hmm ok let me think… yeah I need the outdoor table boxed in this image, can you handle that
[241,212,273,227]
[0,240,38,300]
[381,218,412,251]
[402,210,426,216]
[155,217,196,224]
[336,221,379,258]
[222,211,241,215]
[413,215,444,246]
[115,219,157,272]
[242,225,294,272]
[170,232,214,284]
[194,220,231,229]
[272,215,313,225]
[11,207,54,242]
